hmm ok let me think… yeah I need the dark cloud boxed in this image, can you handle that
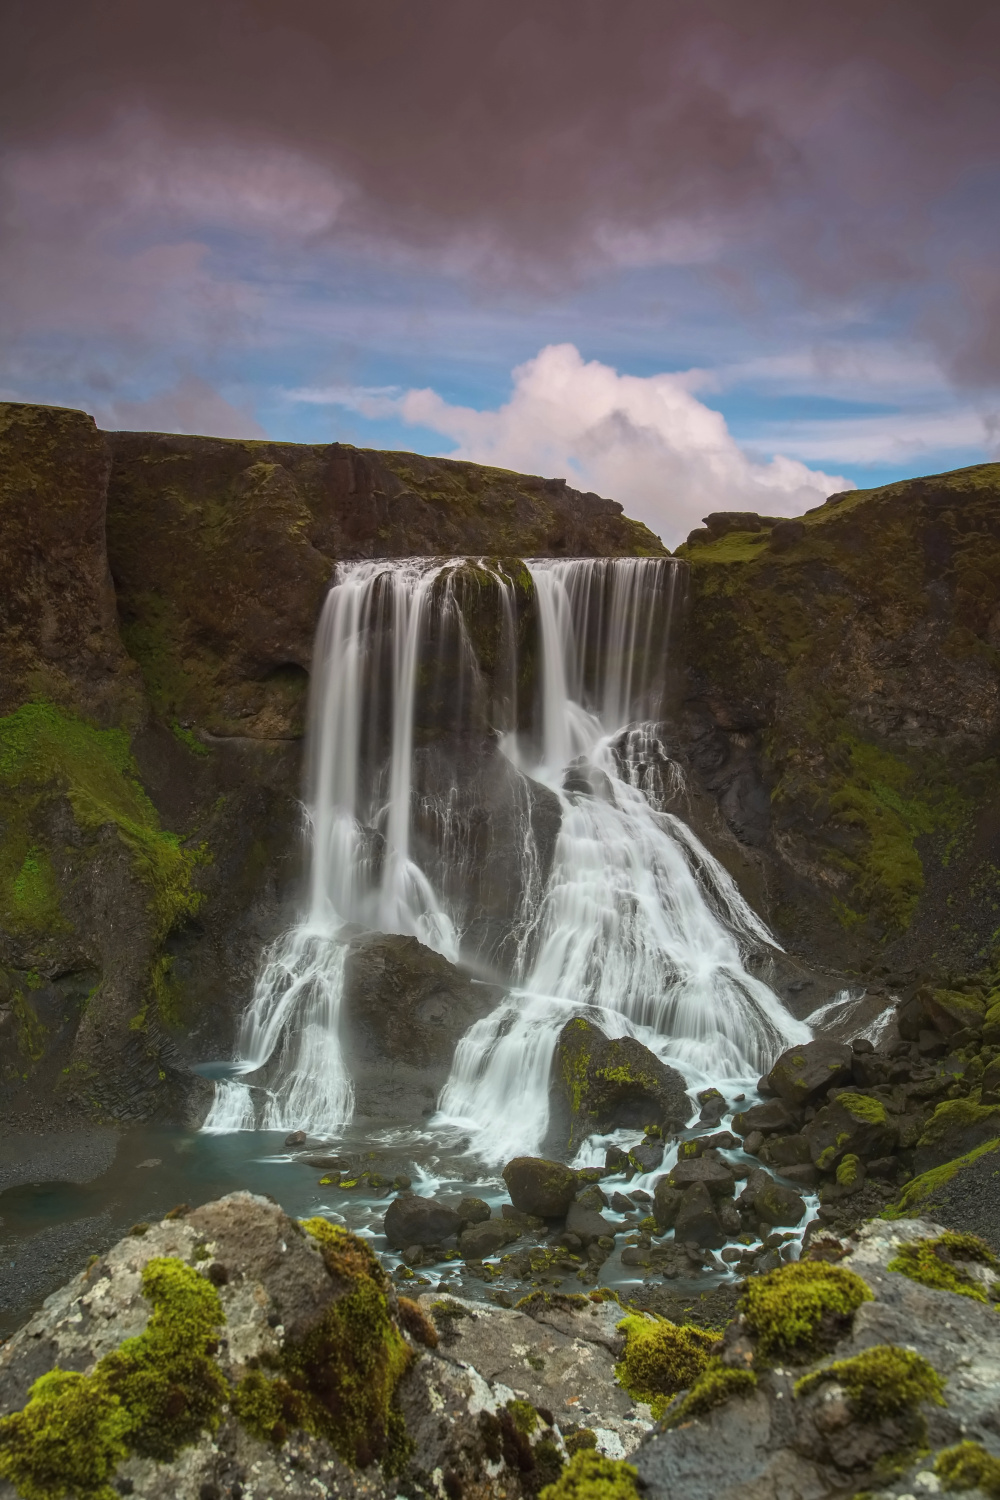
[2,0,999,385]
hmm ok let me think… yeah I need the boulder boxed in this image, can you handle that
[674,1181,725,1248]
[765,1040,854,1108]
[565,1200,615,1245]
[502,1156,577,1218]
[758,1133,811,1169]
[752,1178,807,1228]
[697,1088,727,1126]
[667,1156,737,1198]
[383,1193,460,1250]
[912,1100,1000,1173]
[458,1218,522,1260]
[653,1178,684,1230]
[549,1016,691,1150]
[804,1091,898,1170]
[629,1138,665,1174]
[456,1196,492,1229]
[925,988,986,1036]
[732,1098,799,1135]
[979,1058,1000,1106]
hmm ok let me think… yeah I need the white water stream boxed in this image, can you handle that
[205,555,810,1159]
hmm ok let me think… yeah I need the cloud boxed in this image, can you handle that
[97,375,266,438]
[293,344,851,545]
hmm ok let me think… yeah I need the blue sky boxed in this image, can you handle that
[2,2,998,545]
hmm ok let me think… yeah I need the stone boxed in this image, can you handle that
[765,1040,854,1108]
[743,1129,765,1155]
[758,1132,811,1168]
[575,1183,610,1210]
[769,517,806,551]
[697,1087,727,1125]
[284,1130,307,1146]
[383,1193,460,1250]
[804,1091,899,1170]
[673,1181,725,1248]
[502,1156,577,1218]
[549,1016,691,1150]
[752,1178,807,1228]
[653,1178,684,1230]
[732,1098,799,1135]
[667,1156,736,1198]
[458,1218,521,1260]
[781,1163,819,1189]
[300,1154,350,1170]
[979,1057,1000,1105]
[629,1139,665,1173]
[912,1100,1000,1173]
[925,988,987,1036]
[456,1196,491,1229]
[565,1200,616,1245]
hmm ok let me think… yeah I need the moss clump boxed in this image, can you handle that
[615,1314,718,1418]
[883,1137,1000,1219]
[794,1344,945,1421]
[564,1428,598,1455]
[538,1450,640,1500]
[0,701,204,943]
[506,1399,539,1435]
[832,1092,889,1125]
[935,1440,1000,1494]
[739,1261,873,1362]
[887,1232,999,1302]
[918,1098,1000,1147]
[0,1257,225,1499]
[836,1154,864,1188]
[663,1361,757,1426]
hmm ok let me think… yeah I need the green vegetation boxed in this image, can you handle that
[0,1257,225,1500]
[935,1441,1000,1494]
[170,720,209,757]
[739,1261,873,1362]
[830,1092,889,1125]
[794,1345,945,1422]
[663,1362,757,1426]
[836,1154,863,1188]
[883,1137,1000,1219]
[918,1099,1000,1148]
[614,1314,718,1418]
[887,1232,999,1303]
[538,1450,640,1500]
[0,701,204,943]
[506,1399,539,1435]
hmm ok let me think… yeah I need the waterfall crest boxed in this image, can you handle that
[205,554,809,1151]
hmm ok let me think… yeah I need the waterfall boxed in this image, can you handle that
[205,553,810,1152]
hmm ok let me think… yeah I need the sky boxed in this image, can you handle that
[2,1,999,546]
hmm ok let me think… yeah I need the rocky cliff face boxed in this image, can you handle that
[0,403,660,1126]
[673,469,1000,988]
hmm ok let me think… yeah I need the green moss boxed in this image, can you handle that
[836,1154,863,1187]
[882,1137,1000,1219]
[887,1231,999,1302]
[935,1440,1000,1494]
[170,720,209,758]
[663,1361,757,1426]
[833,1092,889,1125]
[615,1314,718,1418]
[918,1098,1000,1147]
[234,1217,413,1472]
[0,1257,226,1498]
[794,1345,945,1421]
[0,701,205,943]
[506,1399,539,1435]
[538,1449,640,1500]
[564,1428,598,1455]
[739,1261,873,1362]
[7,845,69,935]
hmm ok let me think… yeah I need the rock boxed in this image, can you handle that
[757,1132,811,1168]
[605,1145,630,1173]
[458,1218,521,1260]
[697,1088,727,1125]
[549,1016,691,1150]
[565,1200,616,1245]
[383,1193,460,1250]
[743,1129,765,1155]
[283,1130,308,1147]
[674,1181,725,1248]
[500,1205,547,1230]
[925,987,986,1036]
[768,517,806,551]
[575,1184,610,1211]
[979,1057,1000,1105]
[456,1196,491,1229]
[804,1091,898,1170]
[300,1154,350,1170]
[610,1191,635,1213]
[765,1040,854,1108]
[732,1098,799,1135]
[667,1156,737,1198]
[502,1156,577,1218]
[912,1100,1000,1172]
[653,1179,684,1230]
[752,1178,807,1227]
[781,1162,819,1189]
[885,1137,1000,1248]
[629,1139,665,1173]
[851,1036,875,1054]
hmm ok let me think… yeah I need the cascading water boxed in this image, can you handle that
[205,553,810,1157]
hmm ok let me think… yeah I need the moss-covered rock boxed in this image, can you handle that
[887,1230,999,1302]
[550,1017,691,1151]
[614,1314,718,1419]
[882,1136,1000,1233]
[805,1091,899,1171]
[793,1343,945,1422]
[914,1099,1000,1172]
[738,1261,873,1363]
[503,1157,578,1218]
[539,1449,640,1500]
[935,1440,1000,1494]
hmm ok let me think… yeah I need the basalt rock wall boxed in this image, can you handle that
[0,402,661,1125]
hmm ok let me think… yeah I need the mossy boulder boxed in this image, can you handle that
[913,1099,1000,1172]
[673,1182,725,1248]
[925,987,987,1036]
[383,1194,461,1251]
[666,1156,737,1198]
[503,1157,578,1219]
[738,1260,873,1362]
[764,1040,854,1109]
[551,1017,691,1151]
[752,1178,807,1228]
[804,1091,898,1170]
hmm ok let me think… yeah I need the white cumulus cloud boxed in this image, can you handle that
[300,344,852,546]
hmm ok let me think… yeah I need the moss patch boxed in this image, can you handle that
[0,1257,225,1499]
[887,1231,999,1302]
[614,1314,718,1418]
[918,1099,1000,1148]
[935,1440,1000,1494]
[883,1137,1000,1219]
[739,1261,873,1363]
[794,1344,945,1422]
[663,1362,757,1426]
[538,1449,640,1500]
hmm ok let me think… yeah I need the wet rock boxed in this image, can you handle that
[299,1154,350,1171]
[743,1129,765,1155]
[565,1200,616,1245]
[674,1181,725,1248]
[732,1098,799,1135]
[458,1218,522,1260]
[752,1178,807,1228]
[653,1179,683,1230]
[765,1040,854,1108]
[912,1100,1000,1172]
[697,1088,727,1126]
[456,1196,492,1229]
[383,1192,460,1250]
[610,1191,635,1214]
[605,1145,630,1174]
[804,1092,899,1170]
[284,1130,307,1146]
[575,1184,610,1211]
[502,1156,577,1218]
[781,1163,820,1189]
[758,1132,811,1168]
[667,1156,736,1198]
[925,987,987,1036]
[549,1017,691,1150]
[629,1139,665,1173]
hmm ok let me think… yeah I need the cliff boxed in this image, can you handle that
[0,403,661,1124]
